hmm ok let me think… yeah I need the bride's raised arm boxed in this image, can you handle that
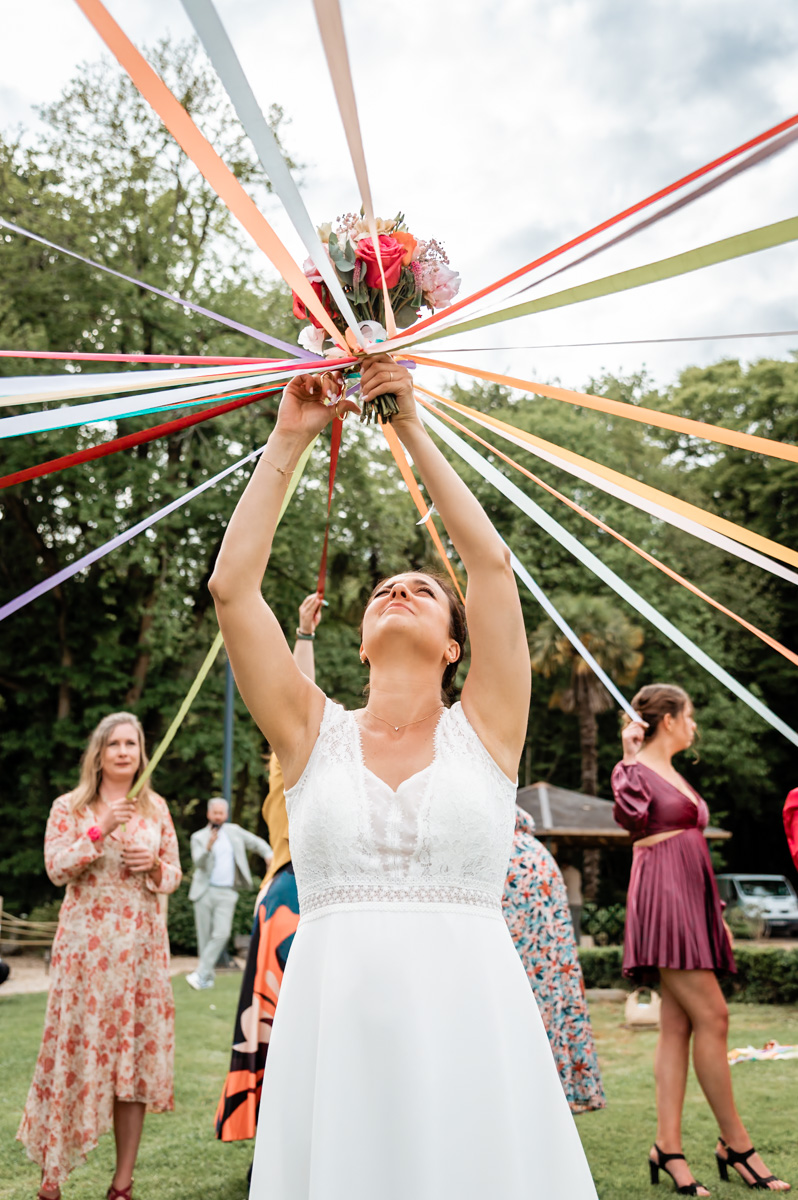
[360,356,531,779]
[208,371,357,784]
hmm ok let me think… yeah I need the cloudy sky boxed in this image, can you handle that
[2,0,797,390]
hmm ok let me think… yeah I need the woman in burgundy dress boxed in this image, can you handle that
[612,684,789,1195]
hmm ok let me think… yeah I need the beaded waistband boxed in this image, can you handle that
[300,881,502,918]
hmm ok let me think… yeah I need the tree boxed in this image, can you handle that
[529,595,645,797]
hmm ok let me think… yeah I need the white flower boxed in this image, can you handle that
[358,320,388,346]
[302,256,323,282]
[297,325,326,355]
[316,222,333,243]
[420,261,461,310]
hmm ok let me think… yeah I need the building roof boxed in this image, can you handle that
[517,781,731,844]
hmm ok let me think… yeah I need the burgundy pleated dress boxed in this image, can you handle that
[611,761,736,984]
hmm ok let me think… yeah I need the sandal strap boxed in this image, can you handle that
[107,1184,133,1200]
[722,1146,778,1187]
[654,1144,687,1165]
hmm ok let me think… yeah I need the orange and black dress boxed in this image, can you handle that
[214,754,300,1142]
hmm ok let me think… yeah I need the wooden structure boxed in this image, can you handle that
[516,781,731,849]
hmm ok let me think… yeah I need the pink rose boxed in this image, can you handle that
[356,235,407,288]
[420,260,461,309]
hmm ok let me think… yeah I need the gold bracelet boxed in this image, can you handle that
[261,457,294,480]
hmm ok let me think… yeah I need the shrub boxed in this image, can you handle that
[166,881,260,955]
[578,945,798,1003]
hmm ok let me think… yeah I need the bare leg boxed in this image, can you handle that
[111,1100,146,1193]
[651,977,709,1195]
[660,969,790,1192]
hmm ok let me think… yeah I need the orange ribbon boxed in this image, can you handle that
[409,355,798,466]
[412,387,798,572]
[380,424,465,603]
[73,0,346,350]
[416,393,798,670]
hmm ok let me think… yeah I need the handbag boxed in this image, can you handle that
[625,987,661,1029]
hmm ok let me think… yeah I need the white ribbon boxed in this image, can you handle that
[420,406,798,748]
[425,393,798,589]
[0,368,297,439]
[179,0,365,348]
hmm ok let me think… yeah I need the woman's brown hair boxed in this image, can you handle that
[362,571,467,703]
[623,683,692,742]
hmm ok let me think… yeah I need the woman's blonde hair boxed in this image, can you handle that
[67,712,155,818]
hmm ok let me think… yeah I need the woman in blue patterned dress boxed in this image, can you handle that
[502,807,606,1114]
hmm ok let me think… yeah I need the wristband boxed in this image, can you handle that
[87,825,103,842]
[295,628,315,641]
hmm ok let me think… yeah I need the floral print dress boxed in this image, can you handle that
[502,807,606,1114]
[17,793,182,1188]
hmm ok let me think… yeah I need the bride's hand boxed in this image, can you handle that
[274,370,359,440]
[359,355,419,429]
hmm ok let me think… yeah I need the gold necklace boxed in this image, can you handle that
[364,705,444,733]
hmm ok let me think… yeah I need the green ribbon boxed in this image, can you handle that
[410,216,798,344]
[128,436,316,800]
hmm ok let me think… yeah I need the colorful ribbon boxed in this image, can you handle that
[0,374,288,439]
[315,417,344,599]
[508,551,640,722]
[0,387,279,491]
[418,407,798,747]
[127,439,315,798]
[410,355,798,465]
[416,388,798,575]
[0,360,279,407]
[380,423,465,603]
[0,217,312,359]
[180,0,365,347]
[417,330,798,354]
[392,216,798,349]
[0,350,275,365]
[0,442,269,623]
[506,125,798,302]
[418,395,798,670]
[392,112,798,342]
[72,0,346,348]
[311,0,397,337]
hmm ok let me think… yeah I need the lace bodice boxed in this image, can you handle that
[286,700,517,918]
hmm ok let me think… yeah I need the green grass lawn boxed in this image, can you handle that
[2,978,797,1199]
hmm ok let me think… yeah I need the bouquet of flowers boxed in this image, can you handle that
[291,212,460,424]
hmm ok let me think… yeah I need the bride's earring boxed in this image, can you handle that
[360,652,368,665]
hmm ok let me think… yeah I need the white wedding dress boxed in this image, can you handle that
[249,699,598,1199]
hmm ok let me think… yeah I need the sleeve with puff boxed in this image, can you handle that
[144,795,183,895]
[611,761,654,834]
[45,795,105,887]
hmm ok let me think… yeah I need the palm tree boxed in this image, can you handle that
[529,594,644,900]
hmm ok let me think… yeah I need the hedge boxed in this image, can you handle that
[578,945,798,1004]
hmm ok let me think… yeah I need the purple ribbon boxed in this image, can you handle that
[0,218,319,361]
[0,443,267,623]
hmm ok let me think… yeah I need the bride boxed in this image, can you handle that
[209,356,597,1199]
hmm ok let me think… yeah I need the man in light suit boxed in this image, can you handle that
[187,797,272,990]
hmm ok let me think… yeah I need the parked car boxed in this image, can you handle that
[715,874,798,938]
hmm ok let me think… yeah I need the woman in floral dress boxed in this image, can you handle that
[502,807,605,1114]
[18,712,182,1200]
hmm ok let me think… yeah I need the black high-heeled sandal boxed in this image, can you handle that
[715,1139,789,1191]
[650,1144,709,1195]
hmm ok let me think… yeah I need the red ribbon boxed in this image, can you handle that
[0,386,279,491]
